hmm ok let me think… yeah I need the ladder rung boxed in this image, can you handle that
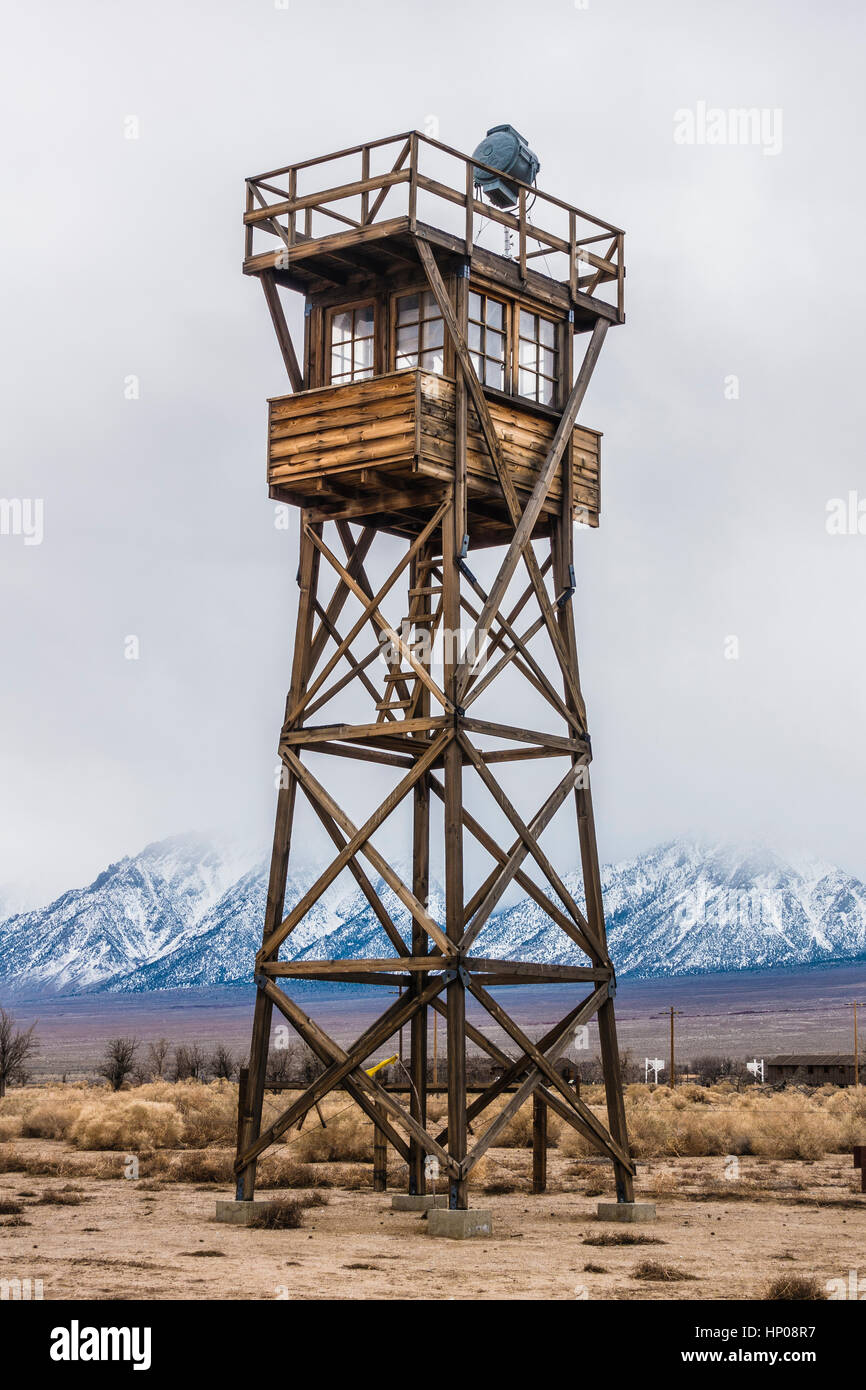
[376,698,415,711]
[383,670,417,684]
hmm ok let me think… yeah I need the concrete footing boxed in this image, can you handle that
[391,1193,449,1211]
[427,1208,493,1239]
[596,1201,657,1223]
[215,1200,275,1226]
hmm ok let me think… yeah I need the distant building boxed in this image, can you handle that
[765,1054,863,1087]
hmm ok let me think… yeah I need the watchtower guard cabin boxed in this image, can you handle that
[230,128,638,1226]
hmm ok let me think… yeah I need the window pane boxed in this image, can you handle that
[538,376,556,406]
[518,368,537,398]
[540,347,556,377]
[421,290,438,317]
[354,335,374,372]
[397,324,419,357]
[355,304,374,336]
[469,292,482,320]
[518,338,537,368]
[332,311,353,343]
[424,317,444,349]
[397,294,419,323]
[486,298,503,330]
[468,322,482,352]
[420,348,444,375]
[485,356,504,388]
[331,346,352,377]
[486,330,505,362]
[470,351,483,378]
[539,317,555,348]
[519,309,535,339]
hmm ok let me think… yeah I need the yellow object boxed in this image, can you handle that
[365,1054,397,1077]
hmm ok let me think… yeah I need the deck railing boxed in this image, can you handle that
[244,131,625,315]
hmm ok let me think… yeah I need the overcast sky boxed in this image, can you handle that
[2,0,865,907]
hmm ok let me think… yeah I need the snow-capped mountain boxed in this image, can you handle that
[0,834,249,994]
[1,835,865,995]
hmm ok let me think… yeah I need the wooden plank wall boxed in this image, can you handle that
[267,369,600,524]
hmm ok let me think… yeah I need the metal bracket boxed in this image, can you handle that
[556,563,576,608]
[457,534,477,586]
[457,261,471,279]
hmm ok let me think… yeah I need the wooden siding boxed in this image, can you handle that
[267,369,601,535]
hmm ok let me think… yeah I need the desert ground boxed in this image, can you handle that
[1,1081,863,1301]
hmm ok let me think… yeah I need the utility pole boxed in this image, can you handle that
[846,1002,863,1088]
[669,1007,684,1088]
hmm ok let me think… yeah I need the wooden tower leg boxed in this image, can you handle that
[553,495,635,1204]
[442,499,468,1209]
[236,518,321,1202]
[532,1093,548,1194]
[577,784,635,1202]
[408,541,431,1196]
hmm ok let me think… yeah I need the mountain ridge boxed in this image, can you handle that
[1,834,864,995]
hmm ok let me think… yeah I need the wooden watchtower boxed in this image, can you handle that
[232,130,636,1212]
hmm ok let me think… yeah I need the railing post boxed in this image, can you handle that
[408,132,418,232]
[361,145,370,225]
[617,233,625,318]
[569,210,577,302]
[244,184,254,262]
[518,187,526,281]
[288,168,296,247]
[465,159,474,255]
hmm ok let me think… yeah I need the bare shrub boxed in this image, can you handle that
[764,1274,828,1301]
[248,1193,328,1229]
[583,1230,665,1247]
[97,1038,139,1091]
[0,1008,39,1098]
[173,1045,208,1083]
[210,1044,236,1081]
[633,1259,696,1282]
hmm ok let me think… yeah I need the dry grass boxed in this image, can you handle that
[583,1230,666,1247]
[633,1259,697,1282]
[247,1193,329,1230]
[2,1080,865,1172]
[764,1274,828,1301]
[560,1083,866,1161]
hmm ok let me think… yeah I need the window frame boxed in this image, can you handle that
[325,298,377,386]
[467,287,510,392]
[514,306,561,407]
[390,288,447,376]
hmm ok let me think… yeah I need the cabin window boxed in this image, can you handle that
[329,303,375,384]
[468,291,506,389]
[394,291,444,374]
[517,309,558,405]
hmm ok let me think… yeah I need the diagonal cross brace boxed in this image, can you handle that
[258,730,452,961]
[413,236,590,720]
